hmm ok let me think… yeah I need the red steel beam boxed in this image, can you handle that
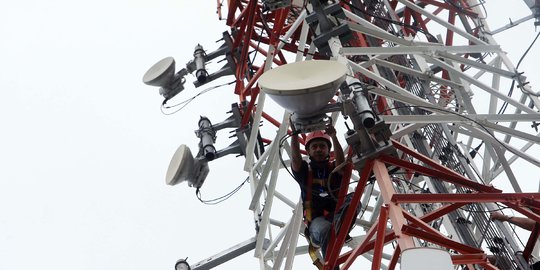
[341,215,380,270]
[451,253,500,269]
[403,210,491,258]
[338,231,397,267]
[502,201,540,224]
[324,161,369,270]
[391,139,479,180]
[415,202,468,223]
[240,84,260,126]
[240,64,262,97]
[388,246,401,270]
[450,253,488,264]
[401,225,483,254]
[475,263,500,270]
[418,0,478,17]
[380,154,501,193]
[391,192,540,204]
[371,206,389,270]
[522,197,540,210]
[234,0,258,95]
[407,4,430,37]
[226,0,241,26]
[523,224,540,260]
[373,160,416,250]
[247,40,284,66]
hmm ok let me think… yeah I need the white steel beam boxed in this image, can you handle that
[340,44,500,55]
[370,58,463,89]
[456,125,540,167]
[437,51,517,79]
[382,114,540,123]
[492,139,538,178]
[396,0,488,45]
[493,146,523,193]
[283,202,303,270]
[427,56,538,114]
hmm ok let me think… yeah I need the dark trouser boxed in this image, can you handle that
[309,216,332,257]
[308,193,361,259]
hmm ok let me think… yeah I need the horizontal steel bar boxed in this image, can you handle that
[340,45,500,55]
[382,113,540,123]
[391,192,540,203]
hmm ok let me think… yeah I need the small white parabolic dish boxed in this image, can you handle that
[166,144,194,186]
[143,56,176,86]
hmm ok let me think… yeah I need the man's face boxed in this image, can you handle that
[308,139,330,162]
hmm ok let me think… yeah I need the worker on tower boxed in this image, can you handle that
[290,122,359,262]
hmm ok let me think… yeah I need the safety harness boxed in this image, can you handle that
[303,162,335,223]
[304,162,334,270]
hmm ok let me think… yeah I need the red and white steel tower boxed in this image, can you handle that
[144,1,540,269]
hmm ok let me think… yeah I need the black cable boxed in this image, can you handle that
[217,0,226,20]
[513,19,540,72]
[476,0,488,20]
[442,0,487,20]
[498,30,540,116]
[258,9,290,47]
[492,203,527,249]
[446,141,484,181]
[396,177,429,193]
[249,11,268,67]
[278,132,298,181]
[160,80,235,115]
[460,203,510,213]
[195,176,249,205]
[381,104,518,156]
[339,0,438,42]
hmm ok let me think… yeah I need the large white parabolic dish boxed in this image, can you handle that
[258,60,347,117]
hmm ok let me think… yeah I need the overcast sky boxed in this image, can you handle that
[1,1,539,270]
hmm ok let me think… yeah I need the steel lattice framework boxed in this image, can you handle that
[169,1,540,269]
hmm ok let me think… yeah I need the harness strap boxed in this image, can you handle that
[305,168,314,223]
[308,242,324,270]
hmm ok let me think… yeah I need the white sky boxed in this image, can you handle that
[1,1,539,270]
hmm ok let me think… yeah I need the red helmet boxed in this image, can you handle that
[305,131,332,151]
